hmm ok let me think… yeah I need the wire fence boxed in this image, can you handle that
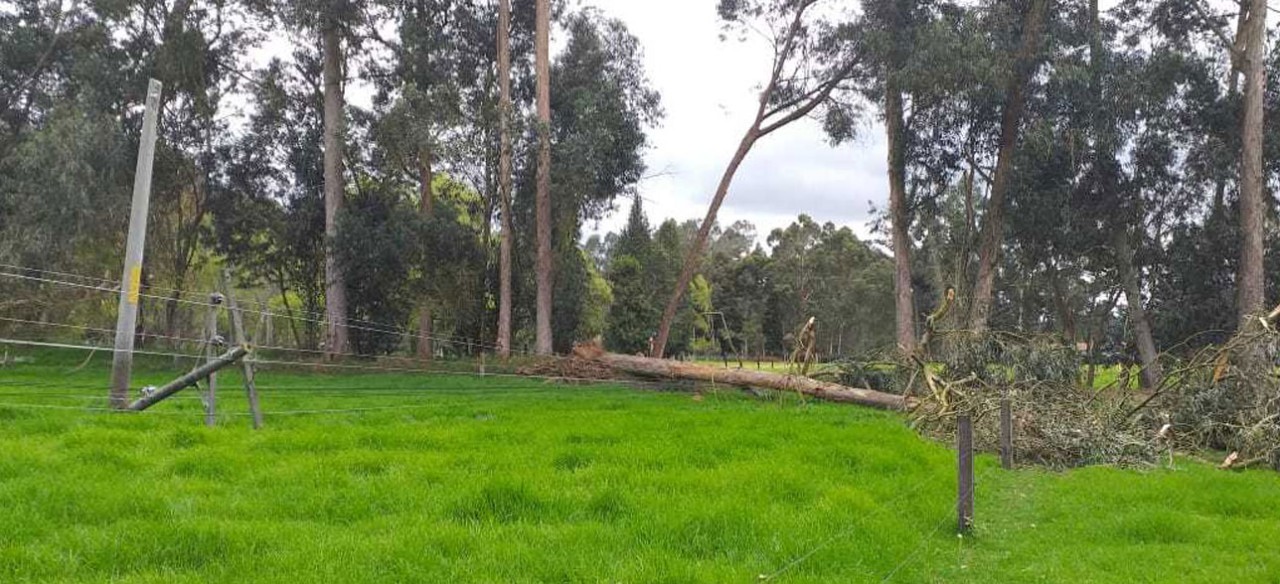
[0,261,757,403]
[0,265,525,358]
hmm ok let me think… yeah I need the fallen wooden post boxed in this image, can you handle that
[571,344,911,410]
[127,346,249,412]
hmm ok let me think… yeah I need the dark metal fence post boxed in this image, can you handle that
[957,413,974,533]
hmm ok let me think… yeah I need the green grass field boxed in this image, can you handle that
[0,348,1277,583]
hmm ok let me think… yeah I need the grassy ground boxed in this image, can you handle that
[0,348,1277,583]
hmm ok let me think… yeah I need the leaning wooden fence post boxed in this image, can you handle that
[999,397,1014,469]
[223,274,263,429]
[957,413,974,533]
[203,293,224,426]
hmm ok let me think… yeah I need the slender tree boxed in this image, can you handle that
[967,0,1049,332]
[651,0,859,358]
[417,149,435,359]
[322,2,350,358]
[534,0,553,354]
[496,0,514,358]
[1237,0,1267,325]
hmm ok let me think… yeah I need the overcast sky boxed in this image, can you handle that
[579,0,887,243]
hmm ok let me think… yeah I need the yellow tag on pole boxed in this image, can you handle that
[127,266,142,304]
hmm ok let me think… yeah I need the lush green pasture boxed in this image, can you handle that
[0,348,1277,583]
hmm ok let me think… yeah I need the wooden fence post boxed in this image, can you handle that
[957,413,974,533]
[222,273,263,429]
[203,293,224,426]
[999,397,1013,469]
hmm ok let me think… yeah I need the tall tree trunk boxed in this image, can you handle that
[496,0,514,358]
[885,82,916,355]
[534,0,553,355]
[650,2,834,358]
[1115,232,1163,390]
[652,126,760,357]
[1238,0,1267,326]
[968,0,1048,332]
[417,150,435,360]
[322,11,349,359]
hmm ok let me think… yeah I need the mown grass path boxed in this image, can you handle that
[0,350,1276,582]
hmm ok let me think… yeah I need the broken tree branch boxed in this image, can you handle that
[572,344,911,410]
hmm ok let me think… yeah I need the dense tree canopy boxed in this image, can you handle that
[0,0,1276,368]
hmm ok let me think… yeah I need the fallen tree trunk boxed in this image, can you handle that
[572,344,911,411]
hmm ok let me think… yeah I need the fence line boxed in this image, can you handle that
[0,267,520,356]
[0,335,690,393]
[0,399,518,417]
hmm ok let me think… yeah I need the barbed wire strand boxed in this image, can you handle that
[0,336,694,394]
[879,465,1000,583]
[0,269,524,356]
[758,463,952,581]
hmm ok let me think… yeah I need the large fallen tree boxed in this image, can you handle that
[571,344,911,411]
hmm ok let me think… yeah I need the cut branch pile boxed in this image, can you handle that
[1144,313,1280,470]
[877,304,1280,470]
[894,331,1158,468]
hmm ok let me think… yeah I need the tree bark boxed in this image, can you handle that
[651,1,831,359]
[1115,232,1163,390]
[322,10,349,359]
[534,0,553,355]
[417,150,435,361]
[571,344,910,410]
[1237,0,1267,327]
[885,82,916,355]
[496,0,514,359]
[652,126,759,357]
[968,0,1048,332]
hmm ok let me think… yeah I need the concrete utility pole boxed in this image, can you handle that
[110,79,163,409]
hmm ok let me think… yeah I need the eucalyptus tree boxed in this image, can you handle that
[270,0,371,357]
[652,0,863,358]
[212,60,330,349]
[1144,0,1271,329]
[369,0,492,359]
[110,0,261,340]
[967,0,1051,332]
[512,8,661,353]
[496,0,514,357]
[856,0,996,352]
[534,0,553,354]
[861,0,927,355]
